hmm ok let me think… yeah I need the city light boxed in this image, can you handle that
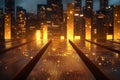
[114,6,120,39]
[42,24,48,40]
[107,35,113,40]
[74,13,79,16]
[60,36,65,40]
[85,18,91,40]
[1,0,120,80]
[4,14,11,40]
[80,14,84,17]
[75,36,80,40]
[67,3,74,41]
[36,30,41,40]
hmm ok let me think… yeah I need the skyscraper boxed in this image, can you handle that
[37,4,47,23]
[113,6,120,39]
[100,0,109,10]
[67,3,74,40]
[5,0,15,39]
[83,0,93,18]
[16,6,27,38]
[74,0,82,13]
[5,0,15,15]
[47,0,63,39]
[74,0,82,40]
[47,0,63,25]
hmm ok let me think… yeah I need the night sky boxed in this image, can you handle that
[0,0,120,13]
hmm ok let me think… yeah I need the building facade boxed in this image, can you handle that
[37,4,47,24]
[67,3,74,40]
[113,6,120,39]
[83,0,93,18]
[5,0,15,39]
[16,6,27,38]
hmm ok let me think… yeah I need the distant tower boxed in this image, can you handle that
[74,0,82,13]
[74,0,82,40]
[47,0,63,25]
[100,0,109,10]
[5,0,15,16]
[86,0,93,9]
[67,3,74,40]
[113,6,120,39]
[16,6,27,38]
[83,0,93,18]
[5,0,15,39]
[37,4,47,24]
[47,0,63,39]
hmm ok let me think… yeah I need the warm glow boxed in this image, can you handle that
[85,18,91,40]
[114,6,120,39]
[70,11,73,14]
[60,36,65,40]
[4,14,11,40]
[80,14,84,17]
[52,48,56,51]
[42,24,48,40]
[107,35,113,40]
[67,3,74,41]
[36,30,41,40]
[74,14,79,16]
[85,42,91,50]
[75,36,80,40]
[67,42,72,50]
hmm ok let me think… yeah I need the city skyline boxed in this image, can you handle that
[0,0,120,80]
[0,0,120,13]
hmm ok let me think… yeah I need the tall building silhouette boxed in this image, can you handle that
[74,0,82,40]
[100,0,109,10]
[67,3,74,40]
[16,6,27,38]
[113,6,120,39]
[47,0,63,25]
[37,4,47,24]
[47,0,63,39]
[5,0,15,39]
[83,0,93,18]
[74,0,82,13]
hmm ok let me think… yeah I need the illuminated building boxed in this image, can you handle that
[4,14,11,40]
[104,6,113,40]
[59,10,67,40]
[36,30,41,40]
[41,24,48,40]
[37,4,47,23]
[85,18,91,40]
[99,0,113,40]
[16,6,26,38]
[47,0,63,25]
[93,12,107,40]
[0,8,4,41]
[83,0,93,18]
[103,5,120,40]
[74,0,82,40]
[79,16,85,41]
[26,12,38,39]
[47,0,63,39]
[67,3,74,40]
[113,6,120,39]
[5,0,15,39]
